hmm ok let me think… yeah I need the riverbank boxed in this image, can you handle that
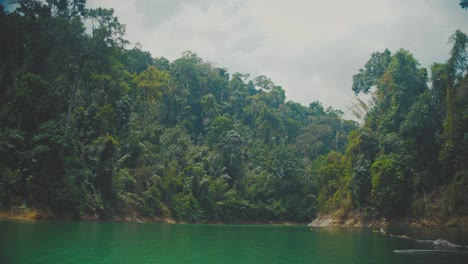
[0,210,305,226]
[88,214,306,225]
[0,210,41,221]
[308,214,468,227]
[4,209,466,227]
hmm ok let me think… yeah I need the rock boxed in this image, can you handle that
[380,227,386,235]
[308,215,335,227]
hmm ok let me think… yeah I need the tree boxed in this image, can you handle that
[349,155,372,208]
[460,0,468,9]
[309,101,325,115]
[439,30,467,179]
[121,44,153,74]
[5,0,467,224]
[254,75,274,91]
[46,0,87,18]
[207,116,233,144]
[134,66,169,105]
[352,49,391,95]
[221,130,243,183]
[96,135,118,203]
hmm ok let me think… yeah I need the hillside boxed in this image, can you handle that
[0,1,467,224]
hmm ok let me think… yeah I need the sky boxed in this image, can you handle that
[4,0,468,118]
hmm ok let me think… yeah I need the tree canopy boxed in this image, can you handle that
[0,1,467,223]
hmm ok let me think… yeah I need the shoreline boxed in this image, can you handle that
[3,210,468,228]
[0,211,40,222]
[0,210,306,226]
[308,214,468,228]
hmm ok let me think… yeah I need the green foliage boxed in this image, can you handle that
[0,166,21,209]
[172,193,202,222]
[207,116,233,144]
[370,154,409,217]
[340,31,468,220]
[461,0,468,9]
[352,49,391,95]
[312,151,347,213]
[349,155,372,208]
[447,170,468,215]
[134,66,169,102]
[1,1,467,224]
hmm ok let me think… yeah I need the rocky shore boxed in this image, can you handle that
[308,214,468,227]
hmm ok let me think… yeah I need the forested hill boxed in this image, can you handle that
[0,1,467,224]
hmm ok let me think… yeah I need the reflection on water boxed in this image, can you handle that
[1,221,468,264]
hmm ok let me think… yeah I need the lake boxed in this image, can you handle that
[1,221,468,264]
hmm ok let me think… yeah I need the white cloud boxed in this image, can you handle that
[87,0,468,118]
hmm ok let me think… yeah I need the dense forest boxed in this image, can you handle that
[0,1,467,224]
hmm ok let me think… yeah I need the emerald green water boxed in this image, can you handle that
[1,221,468,264]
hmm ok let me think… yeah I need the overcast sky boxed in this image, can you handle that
[6,0,468,117]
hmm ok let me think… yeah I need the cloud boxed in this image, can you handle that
[87,0,468,118]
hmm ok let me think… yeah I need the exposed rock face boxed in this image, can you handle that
[308,214,385,227]
[308,215,339,227]
[308,214,366,227]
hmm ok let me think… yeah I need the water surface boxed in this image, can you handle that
[1,221,468,263]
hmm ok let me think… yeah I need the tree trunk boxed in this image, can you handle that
[65,65,82,133]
